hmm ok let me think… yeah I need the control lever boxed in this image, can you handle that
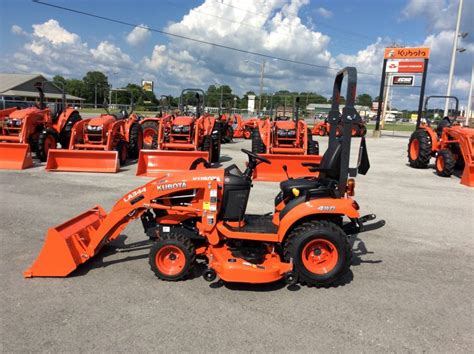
[282,164,291,180]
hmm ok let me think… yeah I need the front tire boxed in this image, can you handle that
[141,121,159,150]
[59,111,81,148]
[115,140,128,166]
[251,129,266,154]
[128,123,143,159]
[408,129,432,168]
[435,149,455,177]
[37,129,58,162]
[149,233,195,281]
[284,220,351,287]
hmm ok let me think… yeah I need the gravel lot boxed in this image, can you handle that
[1,133,473,352]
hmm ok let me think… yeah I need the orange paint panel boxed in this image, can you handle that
[0,143,33,170]
[253,154,322,181]
[46,149,119,173]
[136,150,209,177]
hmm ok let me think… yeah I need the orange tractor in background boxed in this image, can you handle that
[251,97,320,181]
[232,114,258,139]
[312,116,367,137]
[46,91,143,173]
[140,95,174,150]
[24,67,385,287]
[408,95,473,187]
[136,89,221,177]
[0,82,81,170]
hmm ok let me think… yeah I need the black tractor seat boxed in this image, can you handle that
[279,139,343,200]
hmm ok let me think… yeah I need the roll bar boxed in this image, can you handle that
[179,89,206,117]
[327,67,368,194]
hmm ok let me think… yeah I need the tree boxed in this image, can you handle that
[82,71,109,105]
[66,79,85,98]
[356,93,373,107]
[52,75,67,89]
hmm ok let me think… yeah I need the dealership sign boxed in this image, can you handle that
[386,60,425,73]
[384,47,430,59]
[391,75,415,86]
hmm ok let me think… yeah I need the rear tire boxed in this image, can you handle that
[59,111,81,148]
[37,129,58,162]
[149,233,195,281]
[141,121,159,150]
[284,220,351,287]
[251,129,266,154]
[435,149,455,177]
[115,140,128,166]
[223,125,234,143]
[128,123,143,159]
[211,134,221,163]
[408,129,432,168]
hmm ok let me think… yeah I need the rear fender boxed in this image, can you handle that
[277,198,360,243]
[56,108,80,131]
[421,126,439,152]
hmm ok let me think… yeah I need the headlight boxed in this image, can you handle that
[5,118,22,127]
[87,125,103,132]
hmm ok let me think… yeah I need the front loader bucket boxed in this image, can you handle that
[460,162,474,187]
[136,150,209,177]
[253,154,322,182]
[0,143,33,170]
[24,206,107,277]
[46,149,119,173]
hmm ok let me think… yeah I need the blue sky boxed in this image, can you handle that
[0,0,472,109]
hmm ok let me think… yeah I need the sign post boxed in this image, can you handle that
[374,47,430,137]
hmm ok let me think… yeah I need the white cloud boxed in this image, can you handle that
[316,7,332,19]
[11,25,26,36]
[6,19,135,81]
[126,24,151,46]
[140,0,337,95]
[32,19,79,45]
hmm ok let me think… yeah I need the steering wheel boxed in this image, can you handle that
[241,148,271,164]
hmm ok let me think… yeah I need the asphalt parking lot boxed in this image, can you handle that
[1,134,473,352]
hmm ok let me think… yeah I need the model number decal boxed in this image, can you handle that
[192,176,221,182]
[317,205,336,211]
[156,182,187,191]
[123,188,146,203]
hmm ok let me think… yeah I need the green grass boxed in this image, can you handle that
[366,123,416,132]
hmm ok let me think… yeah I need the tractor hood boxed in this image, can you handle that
[275,120,296,130]
[152,168,225,187]
[173,116,194,126]
[87,114,116,128]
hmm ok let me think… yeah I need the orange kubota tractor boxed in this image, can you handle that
[232,114,258,139]
[408,95,473,187]
[136,89,221,177]
[46,91,143,173]
[24,67,385,287]
[0,82,81,170]
[251,97,320,181]
[312,116,367,137]
[140,95,174,150]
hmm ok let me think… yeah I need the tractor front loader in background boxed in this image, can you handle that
[24,66,385,288]
[251,97,320,181]
[408,95,473,187]
[136,89,221,177]
[140,95,174,149]
[0,82,81,170]
[46,91,143,173]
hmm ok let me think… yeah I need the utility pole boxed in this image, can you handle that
[445,0,464,116]
[94,83,98,109]
[381,74,392,130]
[467,64,473,126]
[258,60,266,113]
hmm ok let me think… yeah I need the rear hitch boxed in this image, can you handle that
[343,214,385,235]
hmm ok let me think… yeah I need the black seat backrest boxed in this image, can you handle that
[319,140,342,180]
[436,117,451,137]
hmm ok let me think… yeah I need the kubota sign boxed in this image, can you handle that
[384,47,430,59]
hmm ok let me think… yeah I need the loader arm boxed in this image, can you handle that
[24,171,223,277]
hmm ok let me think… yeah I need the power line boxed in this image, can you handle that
[32,0,379,76]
